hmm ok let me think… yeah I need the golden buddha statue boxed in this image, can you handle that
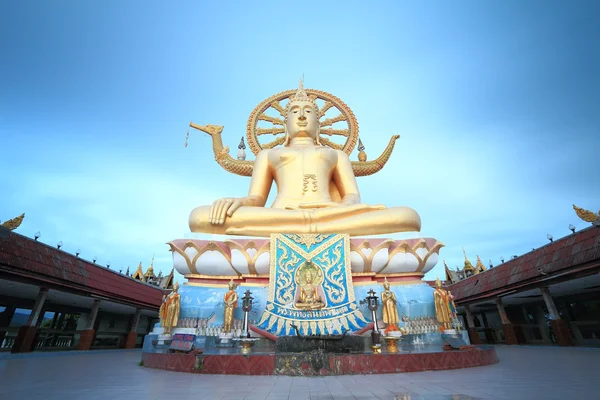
[381,278,400,334]
[294,260,325,310]
[161,282,181,335]
[433,278,452,331]
[188,81,421,237]
[223,279,238,333]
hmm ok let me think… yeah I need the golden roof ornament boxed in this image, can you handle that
[475,255,487,274]
[1,213,25,231]
[573,204,600,226]
[144,255,156,280]
[462,247,474,271]
[132,262,144,280]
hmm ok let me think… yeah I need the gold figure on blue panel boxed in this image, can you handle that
[294,260,325,310]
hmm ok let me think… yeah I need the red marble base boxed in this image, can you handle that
[141,347,498,375]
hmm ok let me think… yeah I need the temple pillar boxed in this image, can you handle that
[463,305,481,344]
[11,287,48,353]
[541,286,573,346]
[495,297,518,345]
[78,300,101,350]
[124,308,142,349]
[0,304,17,346]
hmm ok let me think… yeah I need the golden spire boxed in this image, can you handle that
[462,247,474,271]
[475,255,487,274]
[1,213,25,231]
[443,260,453,282]
[132,262,144,280]
[144,255,156,280]
[357,138,367,162]
[294,77,309,102]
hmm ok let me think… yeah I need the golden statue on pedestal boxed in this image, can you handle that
[381,278,400,334]
[223,279,238,333]
[160,282,181,335]
[187,81,421,237]
[433,278,452,331]
[294,260,325,310]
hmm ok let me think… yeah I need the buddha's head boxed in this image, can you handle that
[305,271,313,284]
[435,278,442,289]
[383,277,390,290]
[173,281,180,292]
[228,278,236,290]
[284,79,321,145]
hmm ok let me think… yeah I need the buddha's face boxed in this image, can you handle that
[305,272,313,284]
[286,100,319,140]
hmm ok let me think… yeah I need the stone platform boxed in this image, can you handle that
[275,335,365,353]
[141,345,498,376]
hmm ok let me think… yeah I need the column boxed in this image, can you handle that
[78,300,101,350]
[11,287,48,353]
[541,286,573,346]
[0,305,17,346]
[124,308,142,349]
[495,297,518,345]
[463,305,482,344]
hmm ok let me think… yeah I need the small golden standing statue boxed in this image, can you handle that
[161,281,181,335]
[294,260,325,310]
[223,279,238,333]
[381,278,400,334]
[433,278,452,331]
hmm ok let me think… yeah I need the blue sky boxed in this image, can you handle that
[1,1,599,281]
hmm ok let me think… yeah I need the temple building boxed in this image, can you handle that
[0,219,172,353]
[450,225,600,347]
[444,248,487,284]
[132,259,175,289]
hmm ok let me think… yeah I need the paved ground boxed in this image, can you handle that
[0,345,597,400]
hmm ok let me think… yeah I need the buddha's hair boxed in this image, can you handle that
[283,81,321,146]
[283,80,320,123]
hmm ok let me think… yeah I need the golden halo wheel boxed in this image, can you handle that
[246,89,359,156]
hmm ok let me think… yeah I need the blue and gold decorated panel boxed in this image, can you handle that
[257,234,368,336]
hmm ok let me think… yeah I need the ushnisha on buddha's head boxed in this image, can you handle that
[284,79,321,145]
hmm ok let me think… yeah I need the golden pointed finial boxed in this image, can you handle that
[132,262,144,280]
[1,213,25,231]
[475,255,487,274]
[293,77,309,102]
[357,138,367,162]
[462,247,474,271]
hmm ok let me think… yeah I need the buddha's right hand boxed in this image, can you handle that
[209,198,243,225]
